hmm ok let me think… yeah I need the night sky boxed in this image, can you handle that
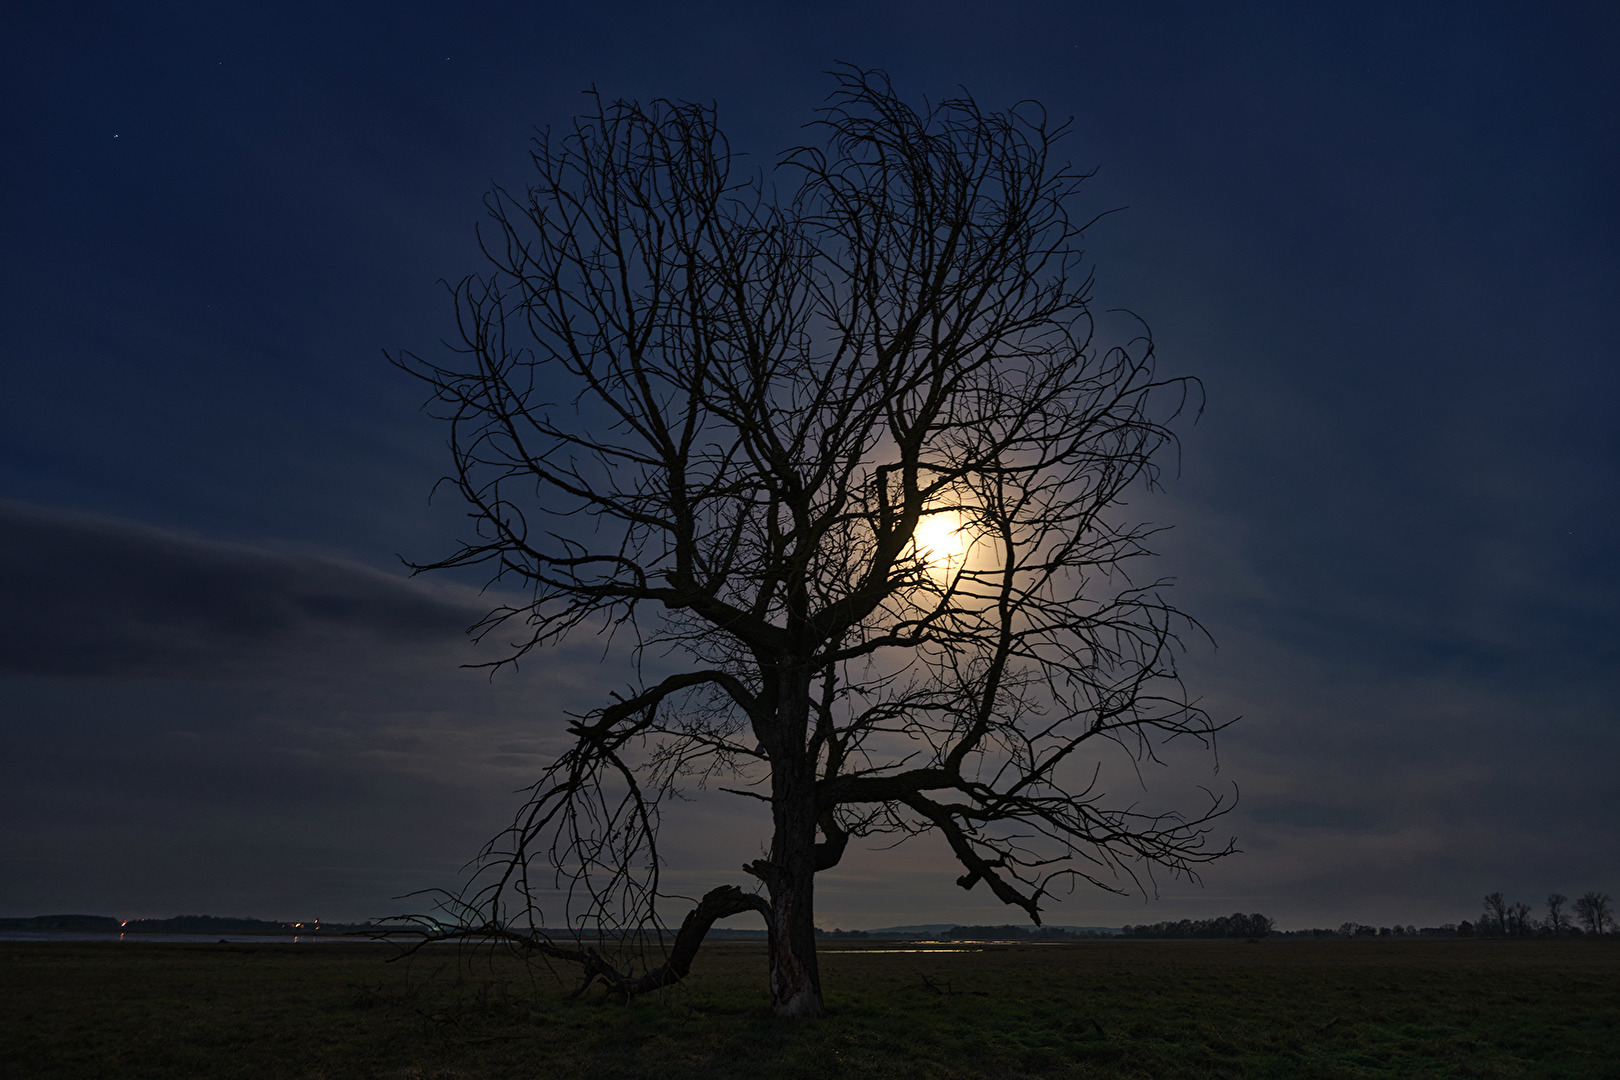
[4,2,1616,931]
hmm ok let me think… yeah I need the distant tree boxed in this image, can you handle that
[1480,892,1508,937]
[395,66,1232,1016]
[1545,893,1571,937]
[1506,901,1533,938]
[1574,892,1614,936]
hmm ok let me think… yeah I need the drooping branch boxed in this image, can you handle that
[380,884,769,1001]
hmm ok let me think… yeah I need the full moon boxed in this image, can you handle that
[913,511,967,568]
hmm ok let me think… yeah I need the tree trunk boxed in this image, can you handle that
[763,801,823,1017]
[752,661,825,1018]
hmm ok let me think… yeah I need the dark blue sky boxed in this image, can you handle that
[3,1,1615,928]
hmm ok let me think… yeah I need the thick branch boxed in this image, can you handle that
[382,885,770,1001]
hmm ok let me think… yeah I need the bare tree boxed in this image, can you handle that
[1507,901,1533,938]
[393,66,1231,1017]
[1574,891,1613,936]
[1545,892,1570,937]
[1481,892,1508,937]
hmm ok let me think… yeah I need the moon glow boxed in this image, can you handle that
[912,511,968,570]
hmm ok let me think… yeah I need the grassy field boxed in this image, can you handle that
[2,937,1616,1078]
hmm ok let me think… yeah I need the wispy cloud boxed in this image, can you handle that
[0,498,481,679]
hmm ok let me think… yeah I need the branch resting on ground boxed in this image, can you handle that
[379,884,770,1001]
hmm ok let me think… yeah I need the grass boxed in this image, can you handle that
[2,938,1617,1078]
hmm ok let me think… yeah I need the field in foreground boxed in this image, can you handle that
[2,938,1617,1079]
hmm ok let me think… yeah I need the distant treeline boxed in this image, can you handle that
[1120,912,1276,939]
[0,914,398,934]
[939,925,1114,941]
[120,915,366,934]
[1284,891,1617,940]
[0,915,122,932]
[1464,891,1613,938]
[1271,924,1463,938]
[1123,890,1616,940]
[7,892,1611,940]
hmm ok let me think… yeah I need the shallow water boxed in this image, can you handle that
[819,947,984,954]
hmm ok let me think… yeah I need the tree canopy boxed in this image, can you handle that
[395,66,1232,1017]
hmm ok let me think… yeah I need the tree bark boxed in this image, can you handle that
[749,663,826,1018]
[763,804,823,1017]
[603,885,770,999]
[752,828,823,1014]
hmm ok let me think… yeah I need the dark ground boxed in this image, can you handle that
[2,937,1616,1078]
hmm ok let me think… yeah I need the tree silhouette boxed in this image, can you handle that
[394,66,1232,1017]
[1574,891,1613,936]
[1480,892,1508,937]
[1545,892,1570,936]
